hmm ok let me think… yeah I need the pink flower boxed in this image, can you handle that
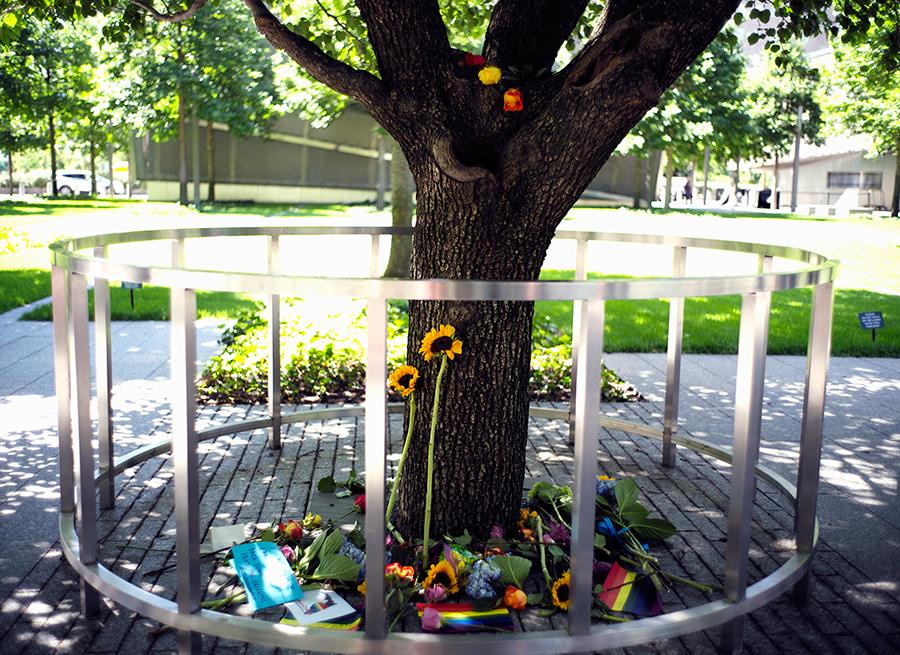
[421,607,443,631]
[280,545,294,563]
[462,53,485,67]
[489,524,504,539]
[354,494,366,514]
[423,583,447,603]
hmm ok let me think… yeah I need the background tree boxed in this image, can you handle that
[0,67,44,194]
[825,20,900,216]
[3,0,887,539]
[1,19,92,194]
[746,44,823,208]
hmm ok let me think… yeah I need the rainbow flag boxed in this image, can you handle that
[598,563,662,617]
[415,602,516,633]
[279,612,362,631]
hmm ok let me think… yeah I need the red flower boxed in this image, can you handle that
[385,563,415,582]
[354,494,366,514]
[462,53,485,67]
[282,519,303,541]
[503,88,524,112]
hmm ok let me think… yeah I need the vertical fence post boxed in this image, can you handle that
[171,238,201,654]
[52,266,75,516]
[94,246,115,508]
[792,280,833,603]
[569,299,604,643]
[70,272,101,617]
[662,246,687,467]
[364,296,387,641]
[370,233,381,278]
[720,288,771,654]
[268,235,281,450]
[568,239,588,445]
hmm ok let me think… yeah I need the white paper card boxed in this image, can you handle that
[209,524,248,552]
[286,589,356,625]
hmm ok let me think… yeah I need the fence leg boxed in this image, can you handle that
[792,281,833,604]
[268,235,281,450]
[94,246,115,508]
[71,272,102,617]
[568,239,588,445]
[52,267,75,517]
[719,290,771,653]
[662,246,686,467]
[569,299,604,650]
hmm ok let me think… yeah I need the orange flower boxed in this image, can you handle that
[385,562,415,582]
[503,585,527,610]
[503,88,523,112]
[281,519,303,541]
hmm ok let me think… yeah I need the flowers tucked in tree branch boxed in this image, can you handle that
[478,66,502,85]
[504,88,524,112]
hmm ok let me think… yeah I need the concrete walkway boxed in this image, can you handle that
[0,309,897,653]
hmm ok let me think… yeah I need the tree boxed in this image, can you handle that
[0,68,44,193]
[4,0,886,539]
[747,44,823,208]
[1,19,92,195]
[826,21,900,215]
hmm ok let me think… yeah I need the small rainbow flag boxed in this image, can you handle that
[415,602,516,633]
[598,563,662,617]
[279,612,362,631]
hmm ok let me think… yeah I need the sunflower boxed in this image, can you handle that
[423,559,460,594]
[551,570,572,611]
[388,365,420,397]
[419,324,463,362]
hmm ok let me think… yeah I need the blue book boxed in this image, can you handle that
[231,541,303,611]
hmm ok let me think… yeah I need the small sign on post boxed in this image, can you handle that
[857,311,885,342]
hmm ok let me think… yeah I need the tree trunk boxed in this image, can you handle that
[107,141,115,197]
[773,152,780,209]
[702,145,710,204]
[89,134,97,196]
[733,155,741,205]
[891,135,899,218]
[207,121,216,202]
[383,141,414,277]
[663,147,674,210]
[7,150,13,196]
[177,84,188,205]
[631,155,643,209]
[48,109,58,196]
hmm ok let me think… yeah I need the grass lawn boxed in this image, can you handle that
[2,199,897,357]
[536,270,899,357]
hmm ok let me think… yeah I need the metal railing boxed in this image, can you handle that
[50,225,837,654]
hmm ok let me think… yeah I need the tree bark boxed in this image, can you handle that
[48,109,58,196]
[107,141,115,197]
[177,84,188,205]
[892,135,899,218]
[773,151,780,209]
[383,142,414,278]
[8,150,14,196]
[207,121,216,203]
[664,147,674,209]
[632,155,643,208]
[89,133,97,195]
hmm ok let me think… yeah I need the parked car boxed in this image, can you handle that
[53,170,125,196]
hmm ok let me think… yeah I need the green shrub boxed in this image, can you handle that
[197,300,642,405]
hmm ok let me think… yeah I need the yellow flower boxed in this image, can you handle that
[551,570,571,611]
[423,559,460,594]
[304,513,322,529]
[358,580,366,596]
[597,475,614,481]
[517,508,537,528]
[478,66,502,85]
[419,324,463,362]
[388,364,420,397]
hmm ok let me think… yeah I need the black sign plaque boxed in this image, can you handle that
[858,311,885,330]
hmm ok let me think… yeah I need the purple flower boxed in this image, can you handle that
[489,524,504,539]
[593,559,613,584]
[424,583,448,603]
[421,607,443,631]
[547,521,571,545]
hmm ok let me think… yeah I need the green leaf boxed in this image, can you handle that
[492,555,532,588]
[537,608,557,617]
[320,528,345,557]
[526,592,545,606]
[631,518,677,541]
[297,529,328,572]
[548,545,566,563]
[614,478,639,510]
[334,489,352,498]
[309,553,360,582]
[445,529,473,546]
[594,533,607,550]
[257,527,275,542]
[317,476,336,493]
[2,13,17,28]
[619,502,650,526]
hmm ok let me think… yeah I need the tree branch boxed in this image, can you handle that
[354,0,451,88]
[129,0,210,23]
[242,0,386,110]
[431,136,496,185]
[483,0,589,71]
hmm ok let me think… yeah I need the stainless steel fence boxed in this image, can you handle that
[50,226,836,654]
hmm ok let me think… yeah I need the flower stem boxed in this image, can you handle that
[536,517,552,588]
[423,355,448,570]
[386,395,416,525]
